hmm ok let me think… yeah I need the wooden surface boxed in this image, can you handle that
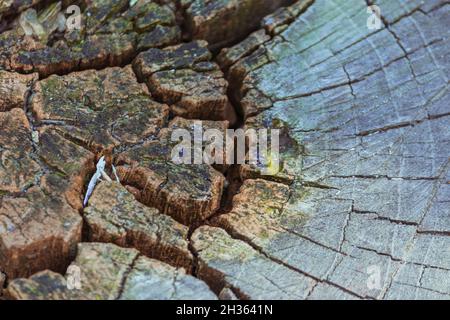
[0,0,449,299]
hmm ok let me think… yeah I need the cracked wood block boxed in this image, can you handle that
[0,111,88,279]
[216,0,314,70]
[0,0,180,77]
[191,226,316,299]
[133,41,237,125]
[217,29,270,72]
[0,174,82,279]
[180,0,295,49]
[0,71,37,111]
[36,127,96,211]
[84,181,193,271]
[222,0,450,299]
[31,66,169,152]
[37,128,94,177]
[115,129,225,225]
[0,108,41,193]
[6,242,217,300]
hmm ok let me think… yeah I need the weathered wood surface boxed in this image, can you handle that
[0,0,180,77]
[84,181,194,271]
[180,0,297,49]
[219,0,450,299]
[133,41,237,125]
[0,0,449,300]
[6,243,216,299]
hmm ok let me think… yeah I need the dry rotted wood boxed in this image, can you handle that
[0,0,449,300]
